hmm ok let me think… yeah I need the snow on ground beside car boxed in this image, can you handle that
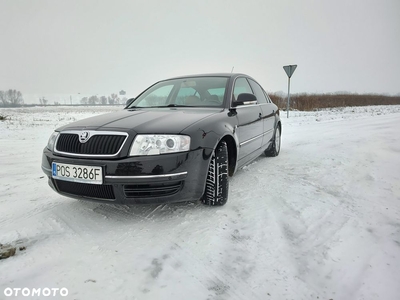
[0,105,399,300]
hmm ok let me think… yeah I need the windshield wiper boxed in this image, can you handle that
[152,104,190,108]
[127,104,190,109]
[167,104,190,107]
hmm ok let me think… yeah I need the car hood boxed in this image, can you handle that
[56,108,221,134]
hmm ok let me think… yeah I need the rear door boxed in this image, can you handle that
[248,79,275,146]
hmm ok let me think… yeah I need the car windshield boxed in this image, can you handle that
[128,76,229,108]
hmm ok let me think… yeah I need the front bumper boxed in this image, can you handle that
[41,148,212,204]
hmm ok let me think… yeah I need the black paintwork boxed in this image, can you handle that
[42,73,281,204]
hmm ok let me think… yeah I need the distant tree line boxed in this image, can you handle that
[35,90,128,106]
[269,93,400,111]
[80,90,127,105]
[79,94,128,105]
[0,90,24,107]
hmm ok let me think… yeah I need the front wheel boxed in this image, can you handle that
[265,125,281,157]
[201,141,229,206]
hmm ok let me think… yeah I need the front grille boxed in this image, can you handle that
[124,181,183,198]
[55,180,115,200]
[56,133,126,155]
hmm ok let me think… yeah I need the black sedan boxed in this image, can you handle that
[41,73,281,206]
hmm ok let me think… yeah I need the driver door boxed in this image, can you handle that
[233,77,263,163]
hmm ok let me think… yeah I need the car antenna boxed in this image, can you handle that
[231,66,234,73]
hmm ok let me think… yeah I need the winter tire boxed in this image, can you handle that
[202,141,229,206]
[265,125,281,157]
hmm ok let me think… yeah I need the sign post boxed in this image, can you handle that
[283,65,297,118]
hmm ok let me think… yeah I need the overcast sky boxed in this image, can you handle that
[1,0,399,102]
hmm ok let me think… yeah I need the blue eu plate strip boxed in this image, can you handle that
[52,163,57,176]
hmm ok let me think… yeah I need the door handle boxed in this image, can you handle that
[258,113,262,119]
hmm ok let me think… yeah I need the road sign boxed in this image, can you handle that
[283,65,297,78]
[283,64,297,118]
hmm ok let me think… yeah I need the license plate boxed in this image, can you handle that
[52,162,103,184]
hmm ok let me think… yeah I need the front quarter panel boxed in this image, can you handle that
[181,110,239,152]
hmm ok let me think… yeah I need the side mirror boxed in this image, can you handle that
[125,98,135,107]
[233,93,257,107]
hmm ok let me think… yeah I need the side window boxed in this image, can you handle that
[248,79,267,104]
[233,77,253,100]
[263,91,272,103]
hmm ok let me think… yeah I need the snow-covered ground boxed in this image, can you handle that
[0,105,400,300]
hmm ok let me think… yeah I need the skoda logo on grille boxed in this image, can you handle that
[79,131,91,143]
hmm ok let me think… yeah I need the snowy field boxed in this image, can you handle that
[1,105,400,300]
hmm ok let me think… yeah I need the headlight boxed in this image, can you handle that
[47,132,59,151]
[129,134,191,156]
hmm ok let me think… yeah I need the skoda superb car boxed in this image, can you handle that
[41,73,281,206]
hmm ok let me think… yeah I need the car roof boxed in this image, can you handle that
[164,73,249,80]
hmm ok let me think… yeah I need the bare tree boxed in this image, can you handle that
[80,97,88,105]
[0,91,7,106]
[88,95,99,105]
[6,90,23,106]
[39,97,48,105]
[108,93,119,105]
[1,89,23,106]
[100,96,107,105]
